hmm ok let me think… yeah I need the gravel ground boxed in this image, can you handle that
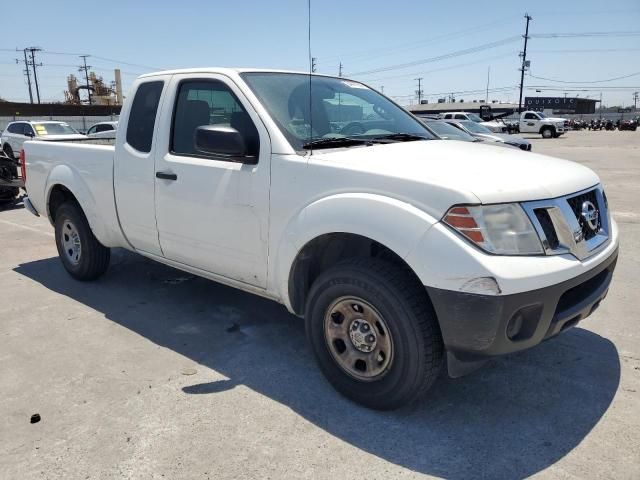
[0,130,638,479]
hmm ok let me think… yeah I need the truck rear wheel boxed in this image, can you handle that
[54,202,110,281]
[304,258,443,410]
[541,126,554,139]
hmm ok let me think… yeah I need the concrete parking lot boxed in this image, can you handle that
[1,131,638,479]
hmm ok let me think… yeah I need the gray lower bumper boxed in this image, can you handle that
[426,249,618,377]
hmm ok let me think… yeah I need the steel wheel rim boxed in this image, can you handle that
[61,219,81,265]
[323,296,394,381]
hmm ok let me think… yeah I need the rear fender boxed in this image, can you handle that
[45,164,109,244]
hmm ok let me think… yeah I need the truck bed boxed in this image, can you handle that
[24,140,125,248]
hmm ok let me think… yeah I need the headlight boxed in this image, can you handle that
[443,204,544,255]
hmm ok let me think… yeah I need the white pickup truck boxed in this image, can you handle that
[519,110,567,138]
[23,69,618,410]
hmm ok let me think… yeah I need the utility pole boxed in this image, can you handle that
[27,47,42,104]
[311,57,317,73]
[338,62,342,77]
[633,91,639,110]
[79,55,92,105]
[518,14,532,113]
[415,77,423,104]
[19,49,34,103]
[485,66,490,103]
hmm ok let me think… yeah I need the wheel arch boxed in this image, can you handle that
[45,165,108,244]
[275,193,439,315]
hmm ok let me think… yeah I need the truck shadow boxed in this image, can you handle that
[15,250,620,479]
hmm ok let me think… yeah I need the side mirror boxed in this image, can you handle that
[25,131,35,138]
[195,125,253,161]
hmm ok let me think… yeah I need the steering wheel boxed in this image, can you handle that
[340,122,366,136]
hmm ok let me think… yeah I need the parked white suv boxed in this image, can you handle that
[86,121,118,139]
[1,120,86,158]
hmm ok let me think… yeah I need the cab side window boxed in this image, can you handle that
[171,79,259,160]
[524,113,537,120]
[126,81,164,153]
[24,124,35,137]
[454,114,466,120]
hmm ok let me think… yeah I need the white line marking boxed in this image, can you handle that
[0,219,54,237]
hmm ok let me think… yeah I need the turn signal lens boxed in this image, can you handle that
[443,204,544,255]
[443,207,485,243]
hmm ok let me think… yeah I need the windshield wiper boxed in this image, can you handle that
[302,137,372,150]
[368,133,430,142]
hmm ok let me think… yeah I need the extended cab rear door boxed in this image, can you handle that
[114,77,170,256]
[152,73,271,288]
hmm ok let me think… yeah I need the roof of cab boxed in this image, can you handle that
[138,67,337,79]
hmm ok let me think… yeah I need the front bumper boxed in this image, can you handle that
[427,248,618,377]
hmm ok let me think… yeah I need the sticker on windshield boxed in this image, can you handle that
[341,80,368,89]
[34,125,47,135]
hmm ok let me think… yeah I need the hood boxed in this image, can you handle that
[311,140,599,214]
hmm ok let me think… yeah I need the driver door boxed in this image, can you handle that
[153,74,271,288]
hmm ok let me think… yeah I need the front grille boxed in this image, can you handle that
[566,190,601,241]
[534,208,559,249]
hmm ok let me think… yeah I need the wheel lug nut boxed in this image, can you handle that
[352,321,359,329]
[367,334,375,343]
[362,324,370,332]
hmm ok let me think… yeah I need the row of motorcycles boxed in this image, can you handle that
[568,118,638,131]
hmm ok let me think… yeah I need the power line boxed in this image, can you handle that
[529,71,640,84]
[530,30,640,38]
[347,36,521,76]
[316,15,520,65]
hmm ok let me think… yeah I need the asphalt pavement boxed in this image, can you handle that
[1,130,638,479]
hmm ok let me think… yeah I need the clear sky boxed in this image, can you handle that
[1,0,639,107]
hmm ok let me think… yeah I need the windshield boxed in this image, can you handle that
[466,113,484,123]
[33,123,80,136]
[241,72,435,150]
[423,121,475,141]
[458,120,493,134]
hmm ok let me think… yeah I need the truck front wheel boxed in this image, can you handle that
[541,126,554,139]
[54,202,110,281]
[305,258,443,410]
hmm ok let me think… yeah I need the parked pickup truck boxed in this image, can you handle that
[519,111,567,138]
[23,69,618,410]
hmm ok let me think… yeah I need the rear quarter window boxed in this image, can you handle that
[126,81,164,153]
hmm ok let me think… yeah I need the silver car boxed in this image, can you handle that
[445,119,532,151]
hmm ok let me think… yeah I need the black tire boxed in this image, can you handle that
[541,127,554,139]
[305,258,443,410]
[3,143,14,159]
[54,201,110,281]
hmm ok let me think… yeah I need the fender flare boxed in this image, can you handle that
[272,193,439,311]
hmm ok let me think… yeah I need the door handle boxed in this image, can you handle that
[156,171,177,181]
